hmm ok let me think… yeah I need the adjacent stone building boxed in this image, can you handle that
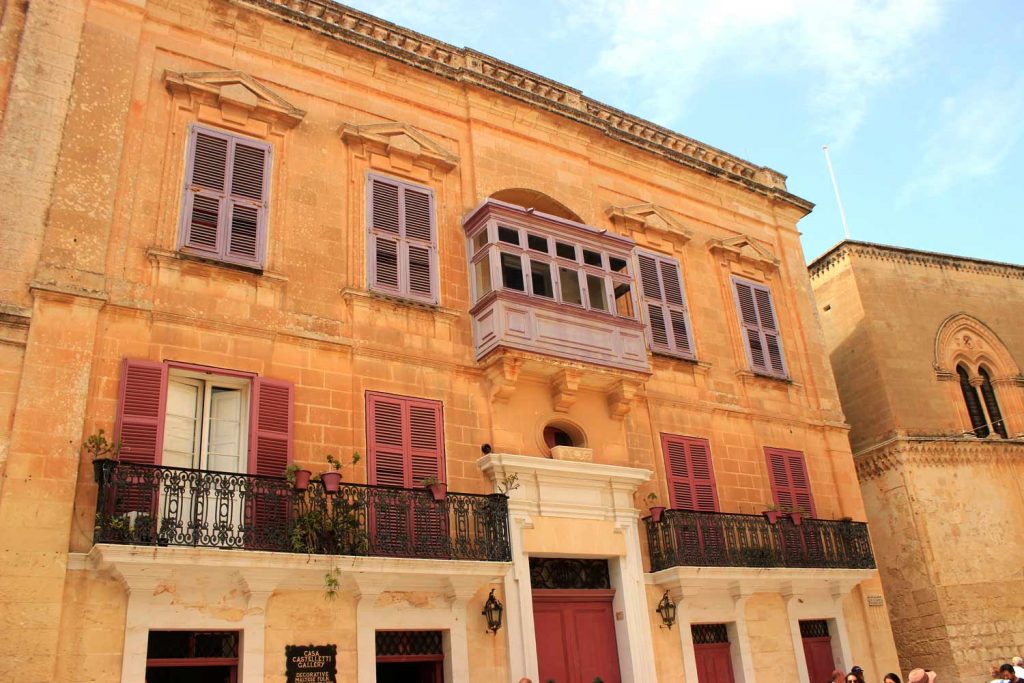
[0,1,898,681]
[810,241,1024,683]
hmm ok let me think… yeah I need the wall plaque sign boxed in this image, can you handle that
[285,644,337,683]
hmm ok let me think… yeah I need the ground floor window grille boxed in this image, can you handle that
[799,620,830,638]
[529,557,610,589]
[146,630,239,683]
[691,623,730,645]
[375,630,443,657]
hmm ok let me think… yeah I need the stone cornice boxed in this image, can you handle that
[854,435,1024,480]
[809,240,1024,281]
[233,0,813,212]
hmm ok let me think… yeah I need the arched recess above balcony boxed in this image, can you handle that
[933,312,1020,381]
[489,188,583,223]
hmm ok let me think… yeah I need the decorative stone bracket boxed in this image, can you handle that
[607,379,641,420]
[485,355,522,403]
[550,369,581,412]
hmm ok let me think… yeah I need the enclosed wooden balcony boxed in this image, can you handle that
[465,199,650,374]
[93,461,511,562]
[645,509,875,572]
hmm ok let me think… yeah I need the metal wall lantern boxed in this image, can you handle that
[656,590,677,629]
[482,588,504,634]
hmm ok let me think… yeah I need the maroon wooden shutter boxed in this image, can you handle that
[367,393,408,486]
[637,252,695,359]
[115,359,168,465]
[181,125,270,268]
[367,175,437,304]
[662,434,719,512]
[367,392,445,486]
[765,448,815,516]
[248,377,293,477]
[733,278,786,377]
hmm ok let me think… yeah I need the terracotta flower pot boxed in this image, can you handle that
[788,512,803,526]
[427,482,447,501]
[320,471,341,493]
[293,469,312,491]
[762,510,781,524]
[649,506,666,523]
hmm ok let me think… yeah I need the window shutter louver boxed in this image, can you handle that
[662,434,719,512]
[367,175,438,304]
[978,368,1007,438]
[408,400,444,485]
[115,359,168,465]
[368,395,407,487]
[249,378,293,477]
[637,251,695,359]
[765,448,815,516]
[733,278,787,378]
[181,126,270,267]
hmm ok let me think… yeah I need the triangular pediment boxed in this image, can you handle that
[606,203,692,242]
[340,122,458,171]
[709,234,779,268]
[165,70,306,126]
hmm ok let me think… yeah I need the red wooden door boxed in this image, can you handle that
[533,590,621,683]
[802,636,835,683]
[694,643,736,683]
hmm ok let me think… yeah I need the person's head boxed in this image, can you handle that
[517,678,533,683]
[908,669,937,683]
[884,673,902,683]
[1013,657,1023,668]
[846,674,859,683]
[1000,664,1016,680]
[831,669,845,682]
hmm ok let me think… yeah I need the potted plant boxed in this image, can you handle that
[84,429,120,484]
[788,508,805,526]
[320,454,343,493]
[422,476,447,502]
[762,504,782,524]
[285,464,312,491]
[646,492,666,523]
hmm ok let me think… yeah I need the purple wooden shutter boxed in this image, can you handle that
[115,359,168,465]
[733,278,786,377]
[765,448,815,516]
[226,138,270,266]
[402,185,437,303]
[367,175,437,304]
[181,125,270,267]
[637,252,695,358]
[662,434,718,512]
[248,377,293,477]
[182,127,230,255]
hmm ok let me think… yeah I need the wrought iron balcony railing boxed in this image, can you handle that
[645,509,875,572]
[93,461,511,562]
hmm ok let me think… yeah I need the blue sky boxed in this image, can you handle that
[340,0,1024,264]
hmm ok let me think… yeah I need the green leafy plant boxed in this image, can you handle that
[324,566,341,600]
[83,429,119,460]
[645,491,659,505]
[284,464,302,485]
[496,472,520,495]
[421,476,440,487]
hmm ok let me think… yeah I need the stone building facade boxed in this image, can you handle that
[810,241,1024,683]
[0,1,897,682]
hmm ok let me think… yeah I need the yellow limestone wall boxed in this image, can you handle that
[0,0,897,680]
[811,245,1024,682]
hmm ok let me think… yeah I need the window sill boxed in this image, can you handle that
[650,351,707,369]
[736,369,795,386]
[147,248,287,284]
[341,288,462,321]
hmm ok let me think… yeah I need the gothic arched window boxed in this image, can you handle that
[957,364,989,438]
[978,367,1008,438]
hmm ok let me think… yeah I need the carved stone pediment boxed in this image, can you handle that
[709,234,779,269]
[607,203,692,243]
[341,121,458,171]
[165,70,306,127]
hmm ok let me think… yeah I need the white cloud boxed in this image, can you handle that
[902,74,1024,199]
[559,0,946,145]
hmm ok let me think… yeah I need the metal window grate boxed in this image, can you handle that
[147,631,239,659]
[799,620,830,639]
[375,630,443,657]
[529,558,610,590]
[691,624,730,645]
